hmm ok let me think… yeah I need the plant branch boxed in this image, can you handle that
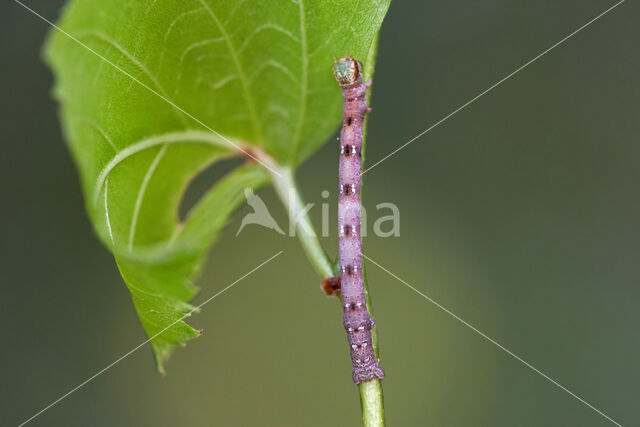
[359,267,384,426]
[360,378,385,426]
[254,103,384,427]
[269,164,334,278]
[350,33,386,427]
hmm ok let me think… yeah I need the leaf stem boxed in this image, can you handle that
[360,379,385,426]
[263,159,385,426]
[270,165,334,278]
[359,267,385,427]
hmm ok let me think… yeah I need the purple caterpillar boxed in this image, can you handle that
[333,56,385,384]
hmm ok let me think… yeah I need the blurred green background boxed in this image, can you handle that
[2,1,639,425]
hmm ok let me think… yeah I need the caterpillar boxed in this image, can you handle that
[333,56,385,384]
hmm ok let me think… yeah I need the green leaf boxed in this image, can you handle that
[44,0,389,370]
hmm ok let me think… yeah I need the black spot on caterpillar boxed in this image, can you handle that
[340,144,359,156]
[340,183,357,195]
[341,264,359,275]
[339,224,358,237]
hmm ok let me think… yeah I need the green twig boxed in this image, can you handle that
[255,35,386,420]
[360,379,385,426]
[359,266,385,427]
[266,162,385,427]
[357,31,386,427]
[270,165,334,278]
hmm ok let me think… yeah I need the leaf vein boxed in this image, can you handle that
[93,130,236,204]
[104,177,114,244]
[209,73,240,90]
[178,37,226,67]
[73,116,118,151]
[198,0,263,142]
[247,60,300,85]
[164,8,205,42]
[238,23,300,53]
[128,144,168,252]
[289,0,308,163]
[74,30,173,101]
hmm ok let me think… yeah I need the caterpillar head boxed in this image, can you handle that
[333,56,362,86]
